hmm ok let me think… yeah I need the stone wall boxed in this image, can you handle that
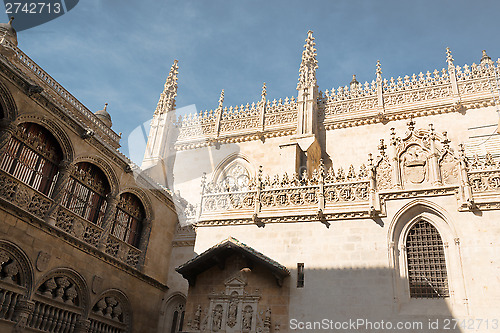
[183,254,289,333]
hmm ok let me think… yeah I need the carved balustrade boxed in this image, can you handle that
[198,164,373,225]
[0,169,53,219]
[0,169,142,269]
[103,234,142,268]
[466,154,500,194]
[177,56,499,146]
[176,96,298,144]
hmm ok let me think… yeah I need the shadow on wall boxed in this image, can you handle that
[286,266,465,333]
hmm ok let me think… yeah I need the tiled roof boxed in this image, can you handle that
[176,237,289,285]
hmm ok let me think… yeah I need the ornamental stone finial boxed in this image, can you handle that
[407,117,416,132]
[297,30,318,90]
[378,139,387,156]
[446,47,454,68]
[261,82,267,100]
[154,59,179,115]
[218,89,224,109]
[376,60,382,78]
[480,49,493,66]
[442,131,451,149]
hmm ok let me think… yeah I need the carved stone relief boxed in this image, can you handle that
[35,251,51,272]
[401,144,428,186]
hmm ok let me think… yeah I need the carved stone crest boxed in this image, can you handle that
[36,251,51,272]
[402,145,427,184]
[92,275,103,294]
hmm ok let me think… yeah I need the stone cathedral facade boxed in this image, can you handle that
[144,31,500,332]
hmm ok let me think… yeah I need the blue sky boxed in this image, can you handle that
[6,0,500,161]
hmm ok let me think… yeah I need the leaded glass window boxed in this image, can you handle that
[0,122,62,196]
[406,220,449,298]
[112,193,145,247]
[62,162,110,225]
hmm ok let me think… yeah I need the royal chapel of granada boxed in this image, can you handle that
[0,17,499,333]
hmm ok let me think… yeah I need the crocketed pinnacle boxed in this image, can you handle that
[446,47,454,68]
[297,30,318,90]
[154,60,179,115]
[480,50,493,66]
[218,89,224,109]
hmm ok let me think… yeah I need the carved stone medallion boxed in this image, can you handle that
[36,251,51,272]
[92,275,103,294]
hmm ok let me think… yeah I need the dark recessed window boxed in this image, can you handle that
[297,263,304,288]
[0,122,62,196]
[112,192,145,247]
[62,162,110,225]
[406,220,449,298]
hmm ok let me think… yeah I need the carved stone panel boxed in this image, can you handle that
[401,145,429,188]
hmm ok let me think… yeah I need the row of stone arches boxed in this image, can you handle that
[0,239,132,332]
[0,83,155,248]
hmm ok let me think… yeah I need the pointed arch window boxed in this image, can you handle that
[219,163,250,192]
[112,193,145,247]
[62,162,110,225]
[0,122,62,196]
[406,220,449,298]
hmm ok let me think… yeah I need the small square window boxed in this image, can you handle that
[297,263,304,288]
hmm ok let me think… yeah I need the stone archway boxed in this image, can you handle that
[159,293,186,333]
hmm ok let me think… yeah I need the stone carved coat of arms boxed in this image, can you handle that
[401,145,427,185]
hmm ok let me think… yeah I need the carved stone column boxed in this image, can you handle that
[45,160,74,226]
[0,118,15,156]
[99,196,119,231]
[97,196,119,250]
[137,218,152,267]
[13,298,35,332]
[74,318,90,333]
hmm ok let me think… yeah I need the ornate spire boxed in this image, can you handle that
[376,60,382,77]
[218,89,224,109]
[261,82,267,100]
[154,60,179,115]
[446,47,454,69]
[350,74,359,90]
[480,49,493,66]
[297,30,318,90]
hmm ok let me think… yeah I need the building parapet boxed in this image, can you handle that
[175,52,500,149]
[0,39,122,149]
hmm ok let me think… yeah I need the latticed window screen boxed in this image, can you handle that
[406,220,449,298]
[0,123,62,196]
[112,193,144,247]
[62,162,110,225]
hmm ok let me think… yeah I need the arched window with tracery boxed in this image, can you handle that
[62,162,110,225]
[161,295,185,333]
[217,162,251,192]
[406,220,449,298]
[0,122,62,196]
[111,193,145,247]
